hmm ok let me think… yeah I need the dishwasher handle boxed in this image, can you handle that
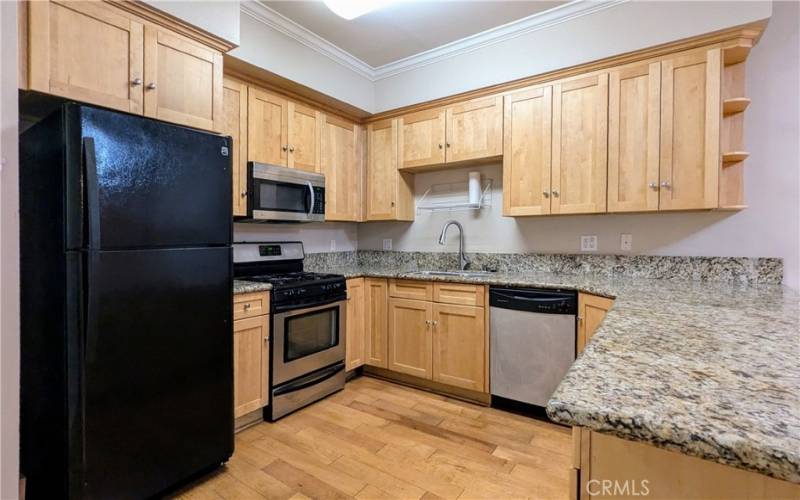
[490,287,577,315]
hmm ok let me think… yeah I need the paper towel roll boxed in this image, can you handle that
[468,172,481,204]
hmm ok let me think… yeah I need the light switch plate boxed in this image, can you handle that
[620,234,633,251]
[581,235,598,252]
[383,239,392,251]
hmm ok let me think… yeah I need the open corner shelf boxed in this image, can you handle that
[723,98,751,116]
[722,151,749,164]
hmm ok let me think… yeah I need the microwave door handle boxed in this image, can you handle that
[307,181,315,216]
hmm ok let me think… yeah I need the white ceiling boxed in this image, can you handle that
[260,0,568,68]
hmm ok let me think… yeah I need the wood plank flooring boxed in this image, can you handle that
[171,377,572,500]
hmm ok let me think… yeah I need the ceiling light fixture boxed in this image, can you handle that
[323,0,396,20]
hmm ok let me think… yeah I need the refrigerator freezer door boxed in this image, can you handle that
[81,247,232,499]
[76,105,232,249]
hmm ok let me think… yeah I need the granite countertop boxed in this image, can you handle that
[234,265,800,484]
[233,280,272,294]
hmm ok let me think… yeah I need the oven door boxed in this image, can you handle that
[248,163,324,222]
[272,299,346,385]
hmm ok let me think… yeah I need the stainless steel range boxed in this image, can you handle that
[234,242,346,420]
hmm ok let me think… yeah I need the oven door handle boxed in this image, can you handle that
[307,181,315,216]
[274,296,346,315]
[273,363,344,397]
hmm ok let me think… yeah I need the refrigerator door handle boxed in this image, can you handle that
[85,252,100,364]
[83,138,101,248]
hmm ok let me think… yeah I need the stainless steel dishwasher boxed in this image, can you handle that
[490,287,577,408]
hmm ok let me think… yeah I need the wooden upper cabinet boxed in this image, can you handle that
[608,62,661,213]
[222,77,248,216]
[432,303,485,391]
[660,48,721,210]
[233,314,269,418]
[143,26,223,132]
[503,86,553,216]
[388,298,432,379]
[365,278,389,368]
[345,278,366,371]
[366,119,414,221]
[248,87,289,166]
[445,95,503,163]
[321,115,361,221]
[551,73,609,215]
[399,108,446,169]
[28,1,144,114]
[287,102,322,172]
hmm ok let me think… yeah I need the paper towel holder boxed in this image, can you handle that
[416,178,493,213]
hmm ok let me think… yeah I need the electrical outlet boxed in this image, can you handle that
[580,235,598,252]
[382,238,392,251]
[330,239,336,252]
[620,234,633,251]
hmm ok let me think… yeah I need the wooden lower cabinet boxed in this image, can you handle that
[432,303,485,391]
[388,298,433,379]
[577,293,615,354]
[571,428,799,499]
[233,314,269,419]
[365,278,389,368]
[345,278,366,370]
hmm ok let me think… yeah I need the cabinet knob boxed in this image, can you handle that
[446,143,451,148]
[649,182,659,190]
[391,201,395,207]
[289,146,295,153]
[660,181,671,189]
[432,320,438,327]
[240,191,247,198]
[282,145,288,152]
[551,190,559,198]
[131,78,143,86]
[542,191,550,198]
[438,143,443,149]
[146,82,157,90]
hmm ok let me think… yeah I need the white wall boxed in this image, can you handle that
[234,222,358,253]
[1,0,20,497]
[373,1,772,111]
[144,0,241,46]
[231,6,375,112]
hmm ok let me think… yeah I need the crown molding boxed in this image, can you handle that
[240,0,375,80]
[241,0,630,82]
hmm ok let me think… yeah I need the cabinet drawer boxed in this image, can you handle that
[389,279,433,301]
[433,283,485,306]
[234,291,270,320]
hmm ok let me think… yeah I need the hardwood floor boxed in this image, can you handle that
[172,377,572,500]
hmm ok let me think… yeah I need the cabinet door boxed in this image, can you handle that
[445,95,503,163]
[288,102,322,172]
[366,119,413,221]
[143,26,223,132]
[577,293,614,354]
[660,48,721,210]
[552,74,609,214]
[321,115,361,221]
[222,77,248,216]
[248,87,289,166]
[608,63,661,212]
[233,315,269,418]
[399,108,446,169]
[28,0,144,113]
[432,304,485,391]
[345,278,366,371]
[365,278,389,368]
[503,86,553,216]
[388,298,432,379]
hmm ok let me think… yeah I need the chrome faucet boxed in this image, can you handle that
[438,220,469,271]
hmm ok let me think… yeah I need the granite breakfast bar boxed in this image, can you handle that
[235,252,800,495]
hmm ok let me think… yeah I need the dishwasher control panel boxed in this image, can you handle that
[489,287,577,315]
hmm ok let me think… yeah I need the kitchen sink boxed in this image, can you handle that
[408,270,496,278]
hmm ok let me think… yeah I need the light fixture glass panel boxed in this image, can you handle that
[323,0,396,20]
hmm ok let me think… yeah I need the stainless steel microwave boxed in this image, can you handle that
[241,162,325,223]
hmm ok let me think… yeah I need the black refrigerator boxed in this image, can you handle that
[20,103,234,499]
